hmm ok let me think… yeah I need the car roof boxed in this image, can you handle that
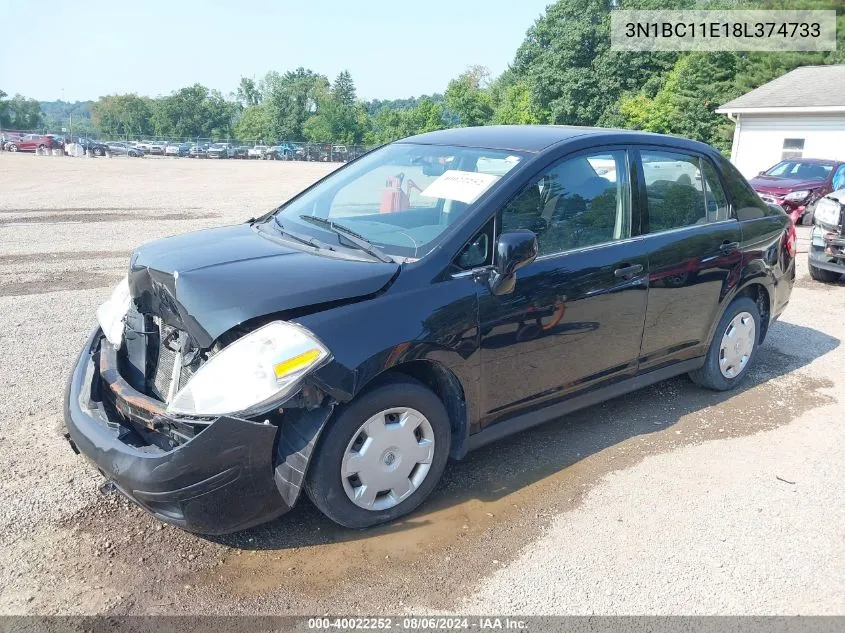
[778,158,840,166]
[397,125,718,154]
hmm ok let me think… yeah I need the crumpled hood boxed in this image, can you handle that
[749,175,826,195]
[128,223,399,348]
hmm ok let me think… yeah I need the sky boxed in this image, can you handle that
[0,0,552,103]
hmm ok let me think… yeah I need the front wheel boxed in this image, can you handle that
[305,378,451,528]
[94,147,104,156]
[689,297,761,391]
[8,144,18,152]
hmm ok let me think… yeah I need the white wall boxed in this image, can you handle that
[731,114,845,178]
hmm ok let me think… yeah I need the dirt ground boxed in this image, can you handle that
[0,152,842,615]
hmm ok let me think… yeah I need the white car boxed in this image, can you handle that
[248,145,268,159]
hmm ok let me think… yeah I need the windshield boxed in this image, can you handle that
[765,161,833,180]
[272,143,525,260]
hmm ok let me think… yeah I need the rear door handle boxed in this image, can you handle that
[720,241,740,254]
[613,264,644,279]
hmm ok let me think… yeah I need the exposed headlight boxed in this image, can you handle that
[814,197,842,227]
[96,276,130,348]
[784,190,811,202]
[166,321,331,416]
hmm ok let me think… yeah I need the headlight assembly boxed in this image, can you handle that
[166,321,331,416]
[784,189,810,202]
[96,276,130,348]
[814,197,842,228]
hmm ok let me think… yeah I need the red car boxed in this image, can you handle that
[6,133,63,153]
[749,158,845,225]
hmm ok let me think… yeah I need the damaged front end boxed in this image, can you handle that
[64,315,335,534]
[64,223,400,533]
[810,192,845,276]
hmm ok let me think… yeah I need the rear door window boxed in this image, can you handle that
[640,151,735,232]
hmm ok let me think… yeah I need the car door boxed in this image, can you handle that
[477,148,649,427]
[20,135,37,151]
[635,147,742,372]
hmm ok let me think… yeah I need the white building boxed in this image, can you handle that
[716,65,845,179]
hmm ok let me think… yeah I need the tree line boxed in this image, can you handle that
[3,0,843,153]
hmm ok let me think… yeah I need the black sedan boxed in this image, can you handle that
[76,138,110,156]
[64,126,796,534]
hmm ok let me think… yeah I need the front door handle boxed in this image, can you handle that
[720,241,740,254]
[613,264,644,280]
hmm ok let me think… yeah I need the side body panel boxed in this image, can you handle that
[476,239,649,427]
[638,222,743,371]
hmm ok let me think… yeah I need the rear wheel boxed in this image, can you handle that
[808,262,841,283]
[689,297,760,391]
[305,378,451,528]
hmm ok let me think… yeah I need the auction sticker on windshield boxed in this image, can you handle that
[421,170,500,204]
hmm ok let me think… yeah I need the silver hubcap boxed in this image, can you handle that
[719,311,756,378]
[341,407,435,511]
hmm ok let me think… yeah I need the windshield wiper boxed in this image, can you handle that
[271,215,334,251]
[298,215,393,263]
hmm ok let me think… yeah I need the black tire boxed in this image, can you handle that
[8,144,18,152]
[808,261,841,283]
[94,147,104,156]
[689,296,761,391]
[304,377,451,528]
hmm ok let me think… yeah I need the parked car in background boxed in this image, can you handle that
[749,158,845,225]
[150,141,168,156]
[248,145,268,159]
[65,126,795,534]
[6,134,63,152]
[332,145,349,161]
[106,142,144,158]
[165,142,190,157]
[2,133,26,150]
[808,189,845,283]
[207,142,234,159]
[233,146,249,159]
[188,144,207,158]
[133,142,152,154]
[76,138,110,156]
[264,143,297,160]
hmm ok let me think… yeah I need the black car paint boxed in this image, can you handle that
[128,223,400,349]
[65,126,795,533]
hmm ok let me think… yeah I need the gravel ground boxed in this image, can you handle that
[0,152,842,615]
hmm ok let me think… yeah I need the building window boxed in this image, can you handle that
[781,138,805,160]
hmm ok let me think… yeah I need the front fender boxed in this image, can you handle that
[294,277,482,437]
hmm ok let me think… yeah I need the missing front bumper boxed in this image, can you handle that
[64,328,333,534]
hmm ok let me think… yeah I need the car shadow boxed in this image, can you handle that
[204,320,839,551]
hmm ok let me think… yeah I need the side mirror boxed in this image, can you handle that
[489,230,538,296]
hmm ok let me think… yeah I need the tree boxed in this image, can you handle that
[261,68,329,141]
[492,83,541,125]
[234,105,270,142]
[236,77,262,107]
[92,94,153,138]
[618,53,740,152]
[444,69,493,127]
[304,71,367,144]
[0,89,9,127]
